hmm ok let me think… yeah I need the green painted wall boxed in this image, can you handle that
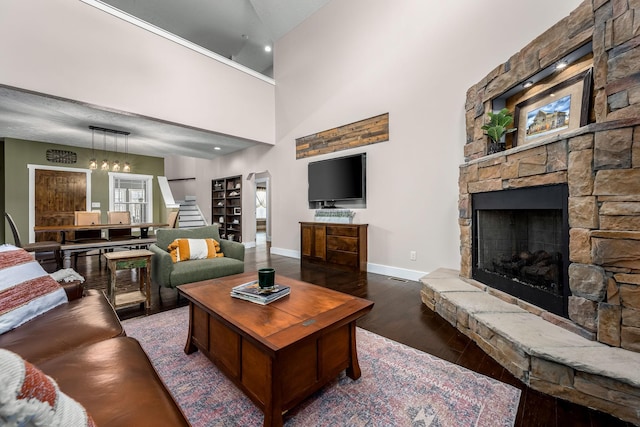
[2,138,164,244]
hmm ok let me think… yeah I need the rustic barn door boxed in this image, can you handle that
[34,169,87,242]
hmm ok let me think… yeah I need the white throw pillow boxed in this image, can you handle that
[0,244,68,334]
[0,348,96,426]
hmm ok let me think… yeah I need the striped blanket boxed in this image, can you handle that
[0,245,67,334]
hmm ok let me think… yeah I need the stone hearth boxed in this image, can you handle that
[421,269,640,424]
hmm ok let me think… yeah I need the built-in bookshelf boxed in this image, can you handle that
[211,175,242,242]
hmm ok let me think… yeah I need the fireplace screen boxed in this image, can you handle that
[471,184,569,317]
[476,209,563,296]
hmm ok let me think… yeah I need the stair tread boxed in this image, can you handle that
[174,198,207,228]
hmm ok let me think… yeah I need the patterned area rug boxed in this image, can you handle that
[123,306,521,426]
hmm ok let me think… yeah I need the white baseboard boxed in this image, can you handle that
[243,241,256,249]
[269,246,300,259]
[366,263,427,282]
[267,248,426,282]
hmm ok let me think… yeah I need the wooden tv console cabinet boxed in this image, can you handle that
[300,222,368,272]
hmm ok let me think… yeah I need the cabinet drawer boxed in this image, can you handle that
[326,226,358,237]
[115,258,148,270]
[327,236,358,253]
[326,250,358,268]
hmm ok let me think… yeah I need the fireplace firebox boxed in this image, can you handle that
[472,185,569,317]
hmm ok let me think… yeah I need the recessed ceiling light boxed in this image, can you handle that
[214,147,221,150]
[523,81,533,88]
[555,60,568,70]
[264,45,272,53]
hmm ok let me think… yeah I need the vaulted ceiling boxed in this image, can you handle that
[0,0,330,160]
[102,0,331,77]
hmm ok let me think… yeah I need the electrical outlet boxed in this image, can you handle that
[410,251,417,261]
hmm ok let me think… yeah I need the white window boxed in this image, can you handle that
[109,173,153,223]
[256,186,267,219]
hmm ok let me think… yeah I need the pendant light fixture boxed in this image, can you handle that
[89,127,97,170]
[101,130,109,171]
[112,133,120,171]
[123,133,131,173]
[88,125,131,172]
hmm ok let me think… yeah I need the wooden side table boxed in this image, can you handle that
[103,249,153,310]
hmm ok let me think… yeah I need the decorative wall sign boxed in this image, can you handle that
[46,149,77,164]
[513,69,592,147]
[295,113,389,159]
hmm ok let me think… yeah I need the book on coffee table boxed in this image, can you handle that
[230,280,290,305]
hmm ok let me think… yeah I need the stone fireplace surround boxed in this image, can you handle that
[460,122,640,353]
[419,0,640,423]
[440,121,640,423]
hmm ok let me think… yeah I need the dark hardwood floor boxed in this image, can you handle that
[57,245,631,427]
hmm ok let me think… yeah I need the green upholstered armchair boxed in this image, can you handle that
[149,224,245,290]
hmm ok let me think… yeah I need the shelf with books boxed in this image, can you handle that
[211,175,242,242]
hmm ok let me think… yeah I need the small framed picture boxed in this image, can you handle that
[234,207,241,215]
[513,68,592,147]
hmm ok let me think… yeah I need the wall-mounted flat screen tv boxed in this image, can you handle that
[308,153,366,203]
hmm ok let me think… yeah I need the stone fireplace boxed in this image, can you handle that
[460,120,640,353]
[458,0,640,354]
[451,125,640,422]
[428,0,640,422]
[472,184,569,317]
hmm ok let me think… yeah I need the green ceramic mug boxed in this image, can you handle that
[258,268,275,289]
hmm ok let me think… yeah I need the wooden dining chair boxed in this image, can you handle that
[107,211,134,241]
[167,210,179,229]
[4,212,62,269]
[108,211,130,225]
[75,210,101,226]
[70,210,106,268]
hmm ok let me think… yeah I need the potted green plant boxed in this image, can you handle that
[481,108,516,154]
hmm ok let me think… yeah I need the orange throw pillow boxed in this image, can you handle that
[167,238,224,262]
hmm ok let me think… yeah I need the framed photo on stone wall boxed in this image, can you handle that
[513,68,592,147]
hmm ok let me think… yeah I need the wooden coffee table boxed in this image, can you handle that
[178,271,374,427]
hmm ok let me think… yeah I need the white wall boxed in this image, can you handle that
[0,0,275,144]
[189,144,274,246]
[184,0,583,280]
[2,0,583,277]
[165,156,198,201]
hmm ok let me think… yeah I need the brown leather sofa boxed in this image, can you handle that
[0,283,190,426]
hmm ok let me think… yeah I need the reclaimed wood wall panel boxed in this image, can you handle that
[295,113,389,159]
